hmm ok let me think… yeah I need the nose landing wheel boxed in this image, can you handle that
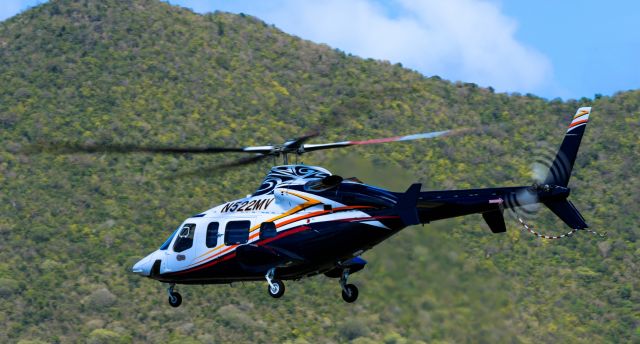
[167,283,182,307]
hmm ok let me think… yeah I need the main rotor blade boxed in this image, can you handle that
[168,154,269,179]
[24,142,274,155]
[220,154,270,168]
[301,128,471,153]
[284,131,320,149]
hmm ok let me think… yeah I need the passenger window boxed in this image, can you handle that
[224,220,251,245]
[173,224,196,253]
[259,222,277,239]
[206,222,220,248]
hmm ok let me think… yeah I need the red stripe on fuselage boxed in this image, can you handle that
[174,251,237,275]
[338,215,400,223]
[170,207,380,276]
[257,225,311,246]
[188,205,375,268]
[275,205,373,228]
[171,225,312,275]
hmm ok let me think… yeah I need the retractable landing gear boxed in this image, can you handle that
[265,268,285,298]
[167,283,182,307]
[340,269,359,303]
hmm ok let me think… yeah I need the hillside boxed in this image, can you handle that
[0,0,638,343]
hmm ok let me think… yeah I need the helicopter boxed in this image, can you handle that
[40,107,593,307]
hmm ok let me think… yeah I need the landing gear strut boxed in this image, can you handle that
[340,269,359,303]
[265,268,285,298]
[167,283,182,307]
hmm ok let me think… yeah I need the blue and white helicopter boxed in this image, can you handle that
[51,108,595,307]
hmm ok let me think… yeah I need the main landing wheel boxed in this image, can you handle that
[267,279,285,298]
[341,284,359,303]
[168,292,182,307]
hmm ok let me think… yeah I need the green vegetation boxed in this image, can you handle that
[0,0,638,342]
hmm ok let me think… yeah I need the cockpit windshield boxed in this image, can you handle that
[159,226,180,250]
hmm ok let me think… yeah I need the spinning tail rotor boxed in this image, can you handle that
[505,144,559,221]
[508,107,593,232]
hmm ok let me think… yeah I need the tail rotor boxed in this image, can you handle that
[505,144,558,221]
[508,107,593,234]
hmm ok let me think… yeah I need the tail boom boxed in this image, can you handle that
[403,107,592,232]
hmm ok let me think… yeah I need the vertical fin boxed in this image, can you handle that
[397,183,421,225]
[544,107,591,187]
[543,200,588,229]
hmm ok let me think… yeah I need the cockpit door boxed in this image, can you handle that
[165,222,199,272]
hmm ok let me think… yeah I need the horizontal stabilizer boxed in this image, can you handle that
[482,209,506,233]
[544,200,588,229]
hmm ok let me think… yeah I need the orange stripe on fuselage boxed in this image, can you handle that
[188,203,374,268]
[275,205,374,228]
[177,209,390,275]
[194,191,320,260]
[248,190,322,232]
[185,244,238,269]
[190,191,322,265]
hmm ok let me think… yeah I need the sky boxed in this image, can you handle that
[1,1,638,100]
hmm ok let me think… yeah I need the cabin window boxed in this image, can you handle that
[224,220,251,245]
[206,222,220,248]
[173,224,196,252]
[259,222,277,239]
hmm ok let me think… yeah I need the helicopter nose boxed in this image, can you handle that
[131,255,152,276]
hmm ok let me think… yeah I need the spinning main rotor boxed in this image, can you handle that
[31,128,469,169]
